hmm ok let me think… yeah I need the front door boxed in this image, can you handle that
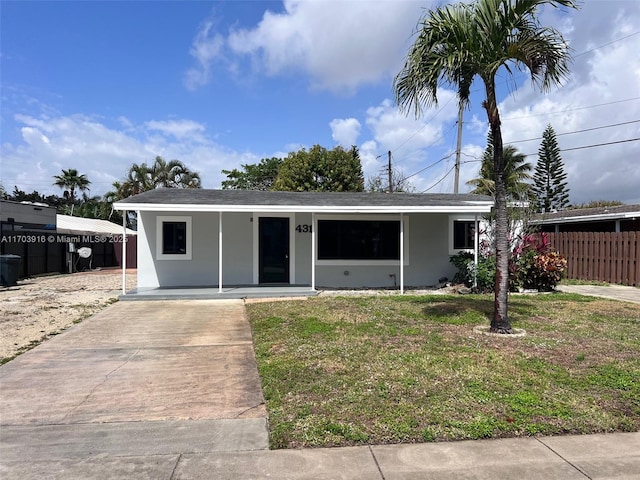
[259,217,290,284]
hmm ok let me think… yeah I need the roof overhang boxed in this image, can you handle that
[113,202,493,214]
[532,211,640,225]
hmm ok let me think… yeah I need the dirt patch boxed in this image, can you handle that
[0,270,136,361]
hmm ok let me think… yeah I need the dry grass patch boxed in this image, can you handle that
[247,293,640,448]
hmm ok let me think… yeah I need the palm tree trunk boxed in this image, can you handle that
[485,81,513,334]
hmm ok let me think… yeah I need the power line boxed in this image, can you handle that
[402,151,456,181]
[421,165,456,193]
[521,137,640,157]
[386,30,640,161]
[574,31,640,58]
[503,97,640,121]
[508,119,640,144]
[414,137,639,192]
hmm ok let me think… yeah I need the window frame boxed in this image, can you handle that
[315,214,409,266]
[156,215,192,260]
[450,217,476,253]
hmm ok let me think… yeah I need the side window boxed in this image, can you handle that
[162,221,187,255]
[453,220,475,250]
[157,216,192,260]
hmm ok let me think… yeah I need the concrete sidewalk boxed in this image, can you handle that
[1,430,638,479]
[557,283,640,304]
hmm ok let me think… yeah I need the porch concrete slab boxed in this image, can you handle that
[539,432,640,479]
[120,286,317,301]
[371,437,586,479]
[557,284,640,304]
[172,446,382,480]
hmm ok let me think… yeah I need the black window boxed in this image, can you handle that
[453,220,475,250]
[162,221,187,255]
[318,220,400,260]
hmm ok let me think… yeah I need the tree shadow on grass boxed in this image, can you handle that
[411,296,494,323]
[410,295,544,323]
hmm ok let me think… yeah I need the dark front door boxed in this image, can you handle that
[259,217,290,284]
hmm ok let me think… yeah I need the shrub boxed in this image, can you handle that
[450,233,566,293]
[512,233,567,291]
[449,251,495,293]
[450,251,474,285]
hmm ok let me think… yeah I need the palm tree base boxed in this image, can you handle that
[489,324,514,334]
[474,325,525,337]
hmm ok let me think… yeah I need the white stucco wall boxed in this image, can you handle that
[313,213,455,288]
[222,212,253,284]
[138,211,219,288]
[136,210,477,289]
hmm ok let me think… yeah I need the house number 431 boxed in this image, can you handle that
[295,224,312,233]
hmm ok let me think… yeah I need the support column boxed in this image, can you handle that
[400,213,404,294]
[473,214,479,290]
[121,211,127,295]
[218,212,223,293]
[311,212,316,291]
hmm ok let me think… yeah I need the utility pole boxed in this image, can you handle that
[454,103,463,194]
[388,150,393,193]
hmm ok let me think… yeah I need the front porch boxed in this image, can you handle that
[119,284,318,301]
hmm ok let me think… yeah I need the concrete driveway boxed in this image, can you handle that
[0,299,268,478]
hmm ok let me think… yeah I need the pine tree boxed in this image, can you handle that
[533,125,570,213]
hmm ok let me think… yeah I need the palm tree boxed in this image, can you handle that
[467,133,532,201]
[108,156,202,201]
[53,168,91,205]
[394,0,576,333]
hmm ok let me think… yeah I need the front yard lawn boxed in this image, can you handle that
[247,293,640,449]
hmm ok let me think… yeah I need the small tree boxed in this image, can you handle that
[394,0,577,333]
[366,168,415,193]
[273,145,364,192]
[221,157,283,190]
[533,124,570,212]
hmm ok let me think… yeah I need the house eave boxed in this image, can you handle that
[531,211,640,225]
[113,202,493,214]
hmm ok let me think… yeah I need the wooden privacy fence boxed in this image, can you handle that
[549,232,639,286]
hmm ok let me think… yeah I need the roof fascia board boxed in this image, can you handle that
[113,202,493,214]
[532,211,640,225]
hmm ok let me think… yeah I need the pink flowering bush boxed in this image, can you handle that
[450,233,567,293]
[512,233,567,291]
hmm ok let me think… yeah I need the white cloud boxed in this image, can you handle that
[494,5,640,205]
[184,20,225,91]
[329,118,361,147]
[0,113,260,198]
[385,0,640,201]
[191,0,427,92]
[144,119,207,141]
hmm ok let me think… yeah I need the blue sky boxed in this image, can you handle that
[2,0,639,204]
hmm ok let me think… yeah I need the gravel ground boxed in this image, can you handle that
[0,270,136,362]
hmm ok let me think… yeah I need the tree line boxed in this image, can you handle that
[0,156,202,226]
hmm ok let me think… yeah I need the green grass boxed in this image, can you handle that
[247,293,640,448]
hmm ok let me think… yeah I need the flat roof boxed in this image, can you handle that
[57,214,137,236]
[113,189,494,214]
